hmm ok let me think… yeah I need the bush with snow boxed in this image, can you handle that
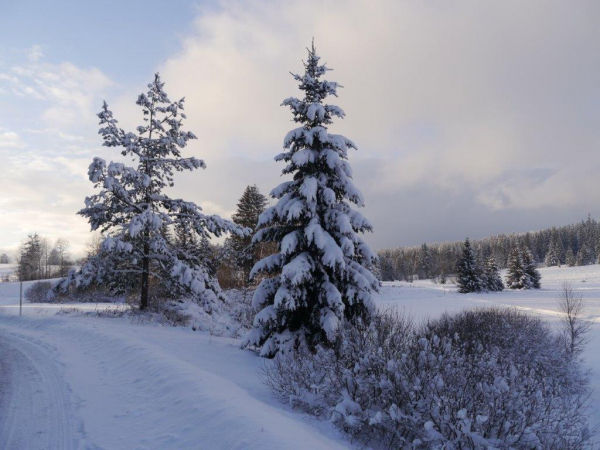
[263,308,593,449]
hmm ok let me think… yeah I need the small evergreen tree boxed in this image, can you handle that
[483,255,504,292]
[242,43,378,357]
[0,253,9,264]
[57,74,246,310]
[456,238,483,293]
[506,247,533,290]
[229,185,270,286]
[522,249,541,289]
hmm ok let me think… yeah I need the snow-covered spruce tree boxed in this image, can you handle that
[522,249,541,289]
[242,43,378,357]
[456,238,483,293]
[506,247,532,290]
[57,74,246,310]
[483,255,504,291]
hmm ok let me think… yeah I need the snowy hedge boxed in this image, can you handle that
[263,308,593,449]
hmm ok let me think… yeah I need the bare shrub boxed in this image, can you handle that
[51,282,124,304]
[263,308,594,449]
[24,281,53,303]
[223,288,257,332]
[558,282,593,357]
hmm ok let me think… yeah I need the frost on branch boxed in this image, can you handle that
[56,73,247,310]
[242,43,378,357]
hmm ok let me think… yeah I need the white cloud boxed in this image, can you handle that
[26,44,44,62]
[0,59,113,128]
[0,130,25,148]
[23,128,86,142]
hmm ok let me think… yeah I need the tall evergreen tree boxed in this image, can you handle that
[242,43,378,357]
[456,238,483,293]
[57,74,246,310]
[483,255,504,292]
[522,249,541,289]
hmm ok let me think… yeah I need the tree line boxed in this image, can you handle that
[378,215,599,282]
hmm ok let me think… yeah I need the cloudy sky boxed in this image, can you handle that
[1,0,599,256]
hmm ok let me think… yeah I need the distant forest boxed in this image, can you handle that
[378,215,600,282]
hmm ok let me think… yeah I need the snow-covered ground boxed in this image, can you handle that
[0,281,348,450]
[0,265,599,449]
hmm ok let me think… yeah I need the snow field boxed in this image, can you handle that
[0,282,349,449]
[0,264,599,449]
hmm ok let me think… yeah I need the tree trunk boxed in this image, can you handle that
[140,240,150,310]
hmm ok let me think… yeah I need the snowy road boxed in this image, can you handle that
[0,300,349,449]
[0,329,85,450]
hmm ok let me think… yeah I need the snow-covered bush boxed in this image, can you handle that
[263,308,593,449]
[25,281,53,303]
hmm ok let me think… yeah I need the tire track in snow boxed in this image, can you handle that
[0,329,90,450]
